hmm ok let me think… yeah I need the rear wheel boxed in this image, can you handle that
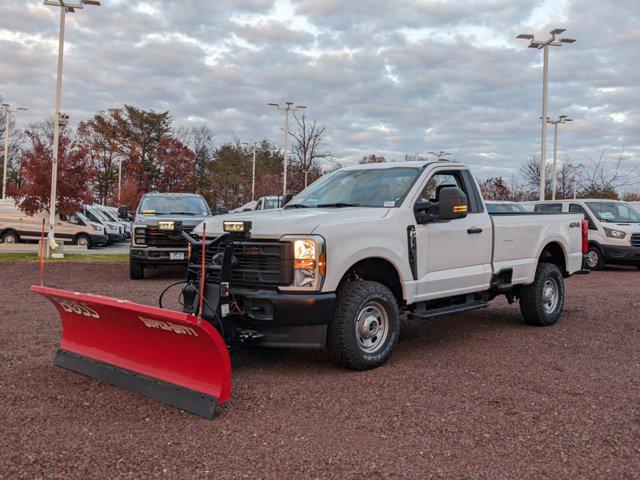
[130,259,144,280]
[74,234,91,248]
[327,280,400,370]
[519,262,565,326]
[585,244,604,270]
[1,230,19,244]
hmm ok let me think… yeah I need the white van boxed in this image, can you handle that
[79,205,124,244]
[521,199,640,270]
[0,199,108,247]
[93,204,131,239]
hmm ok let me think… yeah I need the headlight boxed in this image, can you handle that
[91,224,102,232]
[604,227,626,239]
[134,227,147,245]
[281,235,326,291]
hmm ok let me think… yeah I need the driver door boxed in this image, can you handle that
[414,169,492,301]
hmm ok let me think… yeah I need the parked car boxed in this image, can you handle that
[0,199,108,247]
[187,160,588,369]
[485,201,527,213]
[122,193,213,279]
[521,199,640,270]
[79,205,125,244]
[93,204,131,239]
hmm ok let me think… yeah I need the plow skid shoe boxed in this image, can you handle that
[30,285,231,419]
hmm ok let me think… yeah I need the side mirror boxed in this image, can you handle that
[281,192,293,207]
[117,205,128,220]
[217,205,229,215]
[438,187,468,220]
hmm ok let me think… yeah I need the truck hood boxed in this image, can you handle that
[194,207,390,237]
[135,214,210,229]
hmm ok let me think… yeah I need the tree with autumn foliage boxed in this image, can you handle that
[13,121,93,216]
[479,176,512,201]
[359,154,386,164]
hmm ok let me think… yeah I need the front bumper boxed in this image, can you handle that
[107,233,124,244]
[90,234,109,246]
[602,245,640,265]
[131,247,189,265]
[232,288,336,327]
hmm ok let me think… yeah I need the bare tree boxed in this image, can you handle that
[580,148,639,199]
[289,113,331,188]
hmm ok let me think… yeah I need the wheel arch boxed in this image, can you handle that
[538,240,568,275]
[337,257,405,306]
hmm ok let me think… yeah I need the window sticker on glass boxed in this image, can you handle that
[599,212,615,220]
[383,201,395,207]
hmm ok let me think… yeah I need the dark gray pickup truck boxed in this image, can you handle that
[123,193,213,279]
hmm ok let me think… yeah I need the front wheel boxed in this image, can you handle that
[327,280,400,370]
[519,263,565,326]
[130,259,144,280]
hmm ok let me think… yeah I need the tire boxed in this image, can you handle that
[519,263,565,326]
[327,280,400,370]
[1,230,19,244]
[585,244,604,270]
[130,259,144,280]
[74,234,91,248]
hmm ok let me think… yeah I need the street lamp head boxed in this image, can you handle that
[516,34,534,39]
[550,28,566,35]
[17,107,28,111]
[560,38,576,43]
[44,0,101,8]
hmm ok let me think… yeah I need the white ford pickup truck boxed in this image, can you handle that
[190,160,588,370]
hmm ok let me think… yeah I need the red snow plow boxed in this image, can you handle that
[31,285,231,418]
[32,223,267,418]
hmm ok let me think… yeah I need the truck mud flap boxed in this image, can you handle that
[30,285,231,419]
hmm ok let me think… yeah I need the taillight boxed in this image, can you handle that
[581,220,589,254]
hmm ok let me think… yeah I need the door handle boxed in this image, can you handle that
[467,228,483,234]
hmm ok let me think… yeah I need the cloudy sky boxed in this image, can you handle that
[0,0,638,181]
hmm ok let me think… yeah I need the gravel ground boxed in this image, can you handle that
[1,262,639,479]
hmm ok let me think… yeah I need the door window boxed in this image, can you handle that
[534,203,563,213]
[416,170,479,213]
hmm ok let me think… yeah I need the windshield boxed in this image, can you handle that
[138,195,211,216]
[100,208,120,222]
[289,167,423,208]
[89,207,111,223]
[585,202,640,223]
[487,203,526,213]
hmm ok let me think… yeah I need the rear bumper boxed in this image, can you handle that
[131,247,189,265]
[602,245,640,265]
[232,288,336,327]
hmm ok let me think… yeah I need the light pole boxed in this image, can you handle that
[242,141,258,201]
[568,163,585,199]
[546,115,573,199]
[268,102,306,195]
[44,0,100,252]
[517,28,575,201]
[2,104,27,200]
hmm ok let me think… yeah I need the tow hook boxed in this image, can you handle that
[237,329,265,342]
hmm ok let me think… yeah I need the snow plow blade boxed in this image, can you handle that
[30,285,231,419]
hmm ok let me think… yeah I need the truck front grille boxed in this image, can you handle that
[192,239,292,288]
[145,227,193,248]
[631,234,640,247]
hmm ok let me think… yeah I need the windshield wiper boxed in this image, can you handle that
[317,202,360,208]
[168,212,196,215]
[284,203,310,209]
